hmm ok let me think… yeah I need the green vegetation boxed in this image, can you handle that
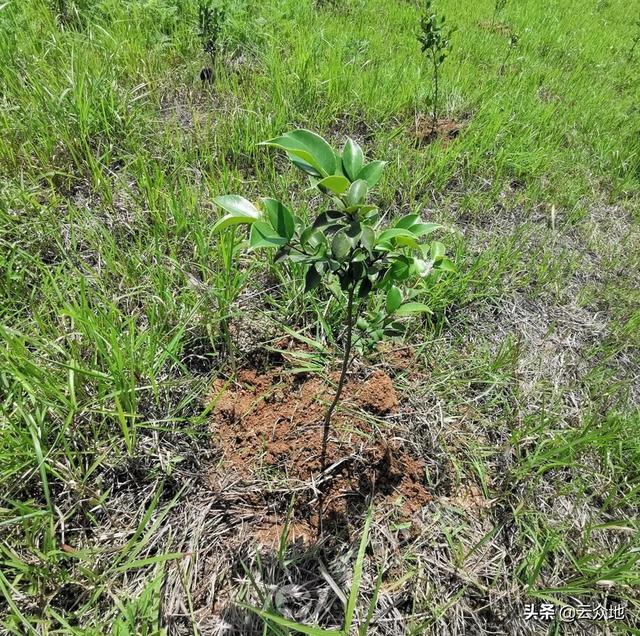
[418,0,456,126]
[0,0,639,633]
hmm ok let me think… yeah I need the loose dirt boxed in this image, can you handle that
[208,367,430,545]
[414,115,463,146]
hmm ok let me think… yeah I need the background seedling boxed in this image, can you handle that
[492,0,508,27]
[418,0,456,129]
[213,129,455,532]
[628,17,640,61]
[198,0,227,81]
[500,31,519,74]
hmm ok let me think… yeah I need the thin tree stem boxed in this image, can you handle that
[317,285,355,537]
[433,57,439,128]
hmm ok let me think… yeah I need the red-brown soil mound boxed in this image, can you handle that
[208,367,430,544]
[414,115,463,146]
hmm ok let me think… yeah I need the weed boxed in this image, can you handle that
[242,505,378,636]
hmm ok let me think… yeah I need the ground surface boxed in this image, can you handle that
[1,0,639,634]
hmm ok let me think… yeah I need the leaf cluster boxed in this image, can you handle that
[418,0,455,65]
[198,0,226,56]
[212,129,455,326]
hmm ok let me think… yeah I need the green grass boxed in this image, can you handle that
[1,0,639,633]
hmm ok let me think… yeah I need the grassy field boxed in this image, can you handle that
[1,0,639,633]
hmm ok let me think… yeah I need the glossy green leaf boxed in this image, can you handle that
[357,278,372,298]
[389,257,411,279]
[357,160,386,187]
[395,302,433,316]
[261,129,337,177]
[360,226,375,252]
[385,286,403,313]
[395,235,420,249]
[290,156,323,177]
[413,258,433,277]
[212,195,261,232]
[313,210,344,229]
[250,222,288,249]
[304,266,322,292]
[436,257,456,272]
[346,179,368,206]
[317,175,351,195]
[411,222,441,237]
[378,228,418,243]
[331,231,351,260]
[395,213,420,229]
[430,241,446,259]
[263,198,295,240]
[342,138,364,181]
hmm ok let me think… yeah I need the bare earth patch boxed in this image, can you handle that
[413,114,464,146]
[208,367,430,544]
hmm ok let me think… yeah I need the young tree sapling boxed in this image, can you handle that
[212,129,455,532]
[418,0,456,129]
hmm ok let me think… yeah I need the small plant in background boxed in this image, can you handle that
[628,17,640,61]
[49,0,87,30]
[212,129,455,532]
[198,0,226,82]
[492,0,508,26]
[500,31,519,74]
[418,0,456,129]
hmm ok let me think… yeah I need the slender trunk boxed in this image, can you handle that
[432,57,439,129]
[223,230,236,372]
[317,285,355,536]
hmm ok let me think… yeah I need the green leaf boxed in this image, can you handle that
[430,241,446,259]
[304,266,322,292]
[395,302,432,316]
[413,258,433,277]
[346,179,368,206]
[385,285,403,314]
[395,235,420,249]
[436,257,456,272]
[395,213,420,229]
[212,195,261,232]
[250,222,288,249]
[317,175,351,195]
[331,231,351,261]
[300,228,327,254]
[260,129,337,177]
[342,138,364,181]
[290,156,323,177]
[239,605,342,636]
[378,228,418,243]
[312,210,345,229]
[411,222,441,237]
[389,257,411,280]
[360,226,375,252]
[357,161,386,188]
[263,198,295,240]
[357,278,372,298]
